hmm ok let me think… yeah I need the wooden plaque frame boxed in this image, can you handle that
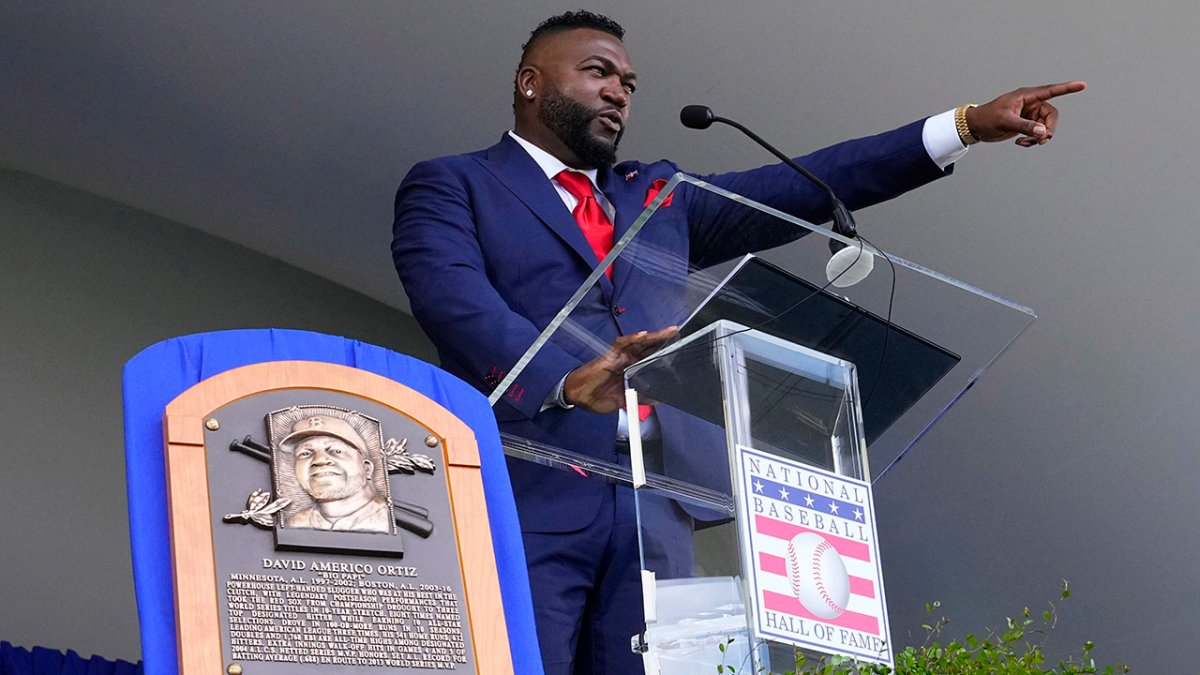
[162,360,513,674]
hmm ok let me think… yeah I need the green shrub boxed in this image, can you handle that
[717,581,1128,675]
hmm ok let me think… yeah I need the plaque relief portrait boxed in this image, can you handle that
[275,412,393,534]
[223,402,438,557]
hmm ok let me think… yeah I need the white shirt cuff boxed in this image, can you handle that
[923,108,969,171]
[541,372,575,412]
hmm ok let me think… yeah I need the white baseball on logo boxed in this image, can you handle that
[786,532,850,620]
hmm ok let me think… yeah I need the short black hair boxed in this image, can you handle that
[520,10,625,64]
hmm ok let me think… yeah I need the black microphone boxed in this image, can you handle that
[679,104,857,240]
[679,104,716,130]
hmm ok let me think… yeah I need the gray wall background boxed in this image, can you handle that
[1,0,1197,671]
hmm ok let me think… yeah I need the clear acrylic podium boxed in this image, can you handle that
[624,319,876,672]
[491,174,1036,672]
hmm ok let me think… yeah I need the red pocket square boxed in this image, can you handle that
[644,178,674,207]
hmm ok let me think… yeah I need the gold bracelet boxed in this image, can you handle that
[955,103,980,146]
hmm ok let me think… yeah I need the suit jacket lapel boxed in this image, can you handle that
[478,135,614,296]
[600,167,646,299]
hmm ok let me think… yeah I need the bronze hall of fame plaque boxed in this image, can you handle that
[162,361,512,675]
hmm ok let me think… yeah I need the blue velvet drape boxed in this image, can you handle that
[0,643,141,675]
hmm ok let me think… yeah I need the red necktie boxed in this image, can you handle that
[556,170,614,280]
[557,171,652,423]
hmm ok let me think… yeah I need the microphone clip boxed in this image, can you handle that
[828,199,858,259]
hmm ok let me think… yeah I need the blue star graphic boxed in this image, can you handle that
[778,487,791,501]
[804,494,815,507]
[753,480,764,494]
[854,508,864,521]
[828,501,840,515]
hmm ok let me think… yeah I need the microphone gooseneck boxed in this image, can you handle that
[679,105,857,240]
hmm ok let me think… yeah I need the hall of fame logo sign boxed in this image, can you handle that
[735,446,891,666]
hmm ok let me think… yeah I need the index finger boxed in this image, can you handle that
[1025,80,1087,101]
[633,326,679,350]
[611,326,675,350]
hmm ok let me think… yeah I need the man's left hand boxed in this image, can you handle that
[966,81,1087,147]
[563,327,679,414]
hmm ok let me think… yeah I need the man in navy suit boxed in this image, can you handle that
[393,10,1083,673]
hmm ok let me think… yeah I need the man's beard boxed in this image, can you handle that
[538,88,622,169]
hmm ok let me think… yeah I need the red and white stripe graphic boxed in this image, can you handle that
[753,514,881,635]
